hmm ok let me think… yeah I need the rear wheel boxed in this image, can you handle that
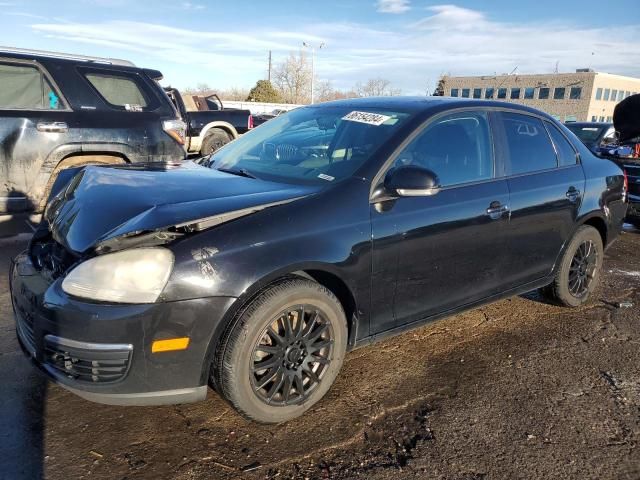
[201,129,232,155]
[217,278,347,423]
[540,225,603,307]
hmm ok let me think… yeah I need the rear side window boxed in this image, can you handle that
[85,73,148,109]
[500,112,557,175]
[0,62,64,110]
[545,123,578,166]
[392,111,493,187]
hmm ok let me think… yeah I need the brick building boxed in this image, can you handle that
[441,70,640,122]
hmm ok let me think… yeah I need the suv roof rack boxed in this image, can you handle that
[0,46,136,67]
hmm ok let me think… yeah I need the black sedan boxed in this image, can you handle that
[11,97,627,423]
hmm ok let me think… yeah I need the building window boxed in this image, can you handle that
[524,87,535,99]
[485,87,495,99]
[606,116,612,122]
[603,89,610,101]
[461,88,470,98]
[538,87,550,99]
[599,116,605,122]
[625,91,631,98]
[591,116,597,122]
[450,88,459,97]
[618,90,624,101]
[611,89,618,101]
[473,88,482,99]
[553,87,565,100]
[569,87,582,99]
[497,88,507,99]
[595,88,603,100]
[510,88,521,99]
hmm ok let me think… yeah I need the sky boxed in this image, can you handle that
[1,0,639,94]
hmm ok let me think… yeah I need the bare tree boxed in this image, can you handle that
[273,51,312,104]
[354,78,401,97]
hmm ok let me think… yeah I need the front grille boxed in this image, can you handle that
[44,335,132,384]
[625,163,640,197]
[30,235,77,282]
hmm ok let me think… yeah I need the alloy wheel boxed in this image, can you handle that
[568,240,598,298]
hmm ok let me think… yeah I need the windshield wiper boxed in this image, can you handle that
[216,167,257,179]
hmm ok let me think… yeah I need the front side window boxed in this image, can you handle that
[0,62,64,110]
[85,73,148,108]
[461,88,470,98]
[473,88,482,99]
[538,87,550,99]
[546,122,577,166]
[595,88,603,100]
[554,88,566,100]
[510,88,521,99]
[485,87,495,99]
[524,87,535,99]
[210,106,411,186]
[450,88,459,97]
[570,87,582,99]
[499,112,557,175]
[497,88,507,99]
[391,111,493,187]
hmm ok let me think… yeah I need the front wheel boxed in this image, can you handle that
[216,278,347,423]
[540,225,604,307]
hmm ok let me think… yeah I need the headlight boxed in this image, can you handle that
[62,248,174,303]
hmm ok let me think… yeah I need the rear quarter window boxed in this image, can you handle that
[545,122,578,166]
[84,72,149,110]
[499,112,558,175]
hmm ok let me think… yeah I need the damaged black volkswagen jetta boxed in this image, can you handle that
[11,97,627,423]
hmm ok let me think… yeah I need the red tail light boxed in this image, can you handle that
[623,169,628,202]
[248,115,254,130]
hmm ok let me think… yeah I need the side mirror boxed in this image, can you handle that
[384,165,440,197]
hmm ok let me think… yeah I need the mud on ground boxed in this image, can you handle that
[1,228,639,480]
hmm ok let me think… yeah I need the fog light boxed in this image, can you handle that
[151,337,190,353]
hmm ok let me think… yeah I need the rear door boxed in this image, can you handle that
[493,111,585,287]
[370,109,511,332]
[0,60,71,212]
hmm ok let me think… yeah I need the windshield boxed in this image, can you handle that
[209,106,411,185]
[566,124,608,144]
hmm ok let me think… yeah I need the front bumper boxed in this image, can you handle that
[10,252,235,406]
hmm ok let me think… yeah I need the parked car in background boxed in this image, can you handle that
[0,47,186,213]
[565,122,617,155]
[164,88,253,156]
[12,97,626,423]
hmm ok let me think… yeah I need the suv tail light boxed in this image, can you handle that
[248,115,254,130]
[163,119,187,145]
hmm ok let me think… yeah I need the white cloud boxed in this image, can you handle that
[181,2,205,10]
[28,6,640,93]
[376,0,410,14]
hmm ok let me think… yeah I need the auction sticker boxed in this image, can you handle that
[342,111,391,126]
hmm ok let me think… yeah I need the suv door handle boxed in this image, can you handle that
[566,187,581,203]
[486,201,509,220]
[37,122,68,133]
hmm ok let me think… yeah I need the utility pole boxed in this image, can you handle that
[302,41,325,104]
[267,50,272,82]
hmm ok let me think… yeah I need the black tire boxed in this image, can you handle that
[540,225,604,307]
[200,129,232,155]
[217,278,347,423]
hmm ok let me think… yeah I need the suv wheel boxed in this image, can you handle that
[540,225,603,307]
[201,129,232,155]
[216,278,347,423]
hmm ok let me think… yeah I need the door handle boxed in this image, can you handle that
[566,187,581,203]
[486,202,509,220]
[36,122,68,133]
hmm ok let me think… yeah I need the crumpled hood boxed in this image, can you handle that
[613,93,640,143]
[46,162,316,254]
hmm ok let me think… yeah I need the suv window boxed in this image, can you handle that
[392,111,493,187]
[545,123,577,166]
[0,62,63,110]
[500,112,557,175]
[85,73,148,108]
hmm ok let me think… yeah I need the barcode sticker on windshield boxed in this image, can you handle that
[342,111,391,126]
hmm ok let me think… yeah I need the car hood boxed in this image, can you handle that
[45,162,316,254]
[614,93,640,143]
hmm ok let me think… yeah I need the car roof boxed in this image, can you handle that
[0,48,138,70]
[309,96,558,119]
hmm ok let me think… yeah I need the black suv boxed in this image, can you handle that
[0,47,186,213]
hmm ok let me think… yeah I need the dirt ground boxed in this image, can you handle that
[1,222,639,480]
